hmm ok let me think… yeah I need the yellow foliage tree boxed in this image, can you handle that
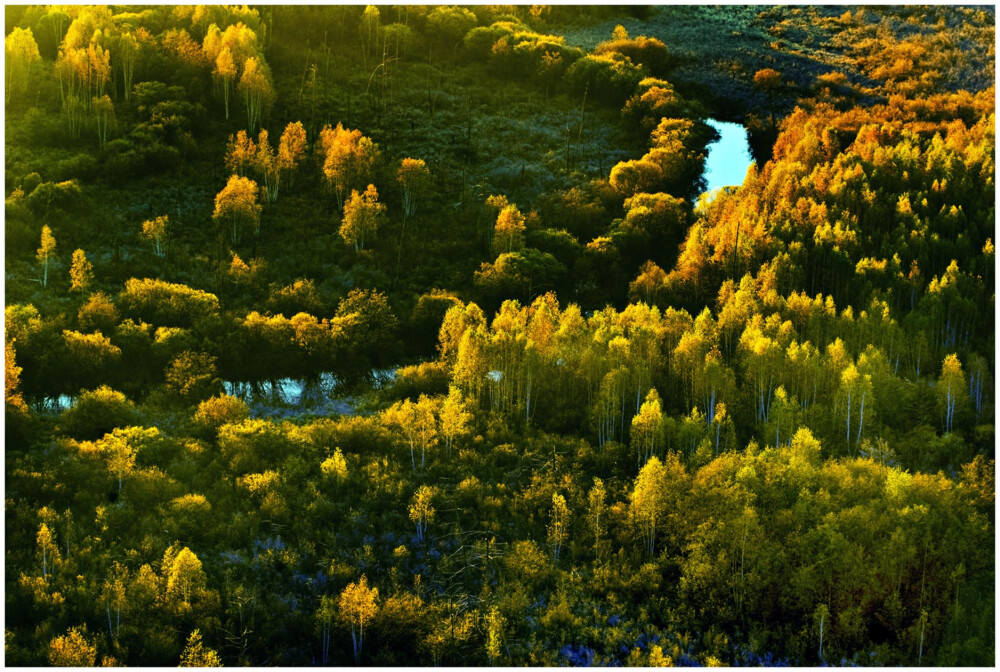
[408,484,438,542]
[37,225,56,288]
[213,46,237,119]
[320,123,380,209]
[6,340,27,413]
[69,249,93,293]
[493,204,526,255]
[238,56,274,132]
[320,447,349,484]
[213,175,262,244]
[6,27,41,104]
[141,215,168,258]
[47,626,97,666]
[631,455,667,555]
[547,492,570,560]
[338,575,379,663]
[165,546,206,605]
[630,388,663,467]
[398,157,431,217]
[340,184,386,252]
[179,629,223,667]
[277,121,308,192]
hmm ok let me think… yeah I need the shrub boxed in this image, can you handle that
[409,289,463,352]
[389,361,451,400]
[266,279,327,317]
[25,179,83,215]
[164,351,223,403]
[623,78,690,130]
[218,418,296,473]
[564,53,643,106]
[464,24,513,60]
[594,35,670,76]
[425,6,477,50]
[118,278,220,327]
[59,385,136,440]
[78,292,118,333]
[193,394,250,434]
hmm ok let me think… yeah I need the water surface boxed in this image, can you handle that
[703,118,755,192]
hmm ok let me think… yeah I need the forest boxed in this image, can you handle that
[3,4,995,667]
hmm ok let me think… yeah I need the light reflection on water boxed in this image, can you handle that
[703,118,755,192]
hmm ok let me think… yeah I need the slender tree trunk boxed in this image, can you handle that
[845,390,852,445]
[856,389,866,446]
[918,619,925,665]
[819,614,824,661]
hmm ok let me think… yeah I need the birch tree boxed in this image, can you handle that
[37,225,56,288]
[338,575,379,663]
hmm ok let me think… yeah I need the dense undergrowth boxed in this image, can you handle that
[4,5,995,667]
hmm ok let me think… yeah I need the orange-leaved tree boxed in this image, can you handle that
[340,184,386,251]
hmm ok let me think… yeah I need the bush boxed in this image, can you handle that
[409,289,463,353]
[53,154,99,182]
[425,6,478,50]
[474,249,565,304]
[464,24,513,60]
[78,292,119,333]
[21,172,42,194]
[218,419,296,473]
[595,35,670,76]
[25,179,83,215]
[388,361,451,400]
[102,138,182,181]
[59,385,137,440]
[193,394,250,435]
[266,279,328,317]
[382,23,417,57]
[118,278,220,328]
[623,78,691,131]
[164,351,223,403]
[564,53,644,106]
